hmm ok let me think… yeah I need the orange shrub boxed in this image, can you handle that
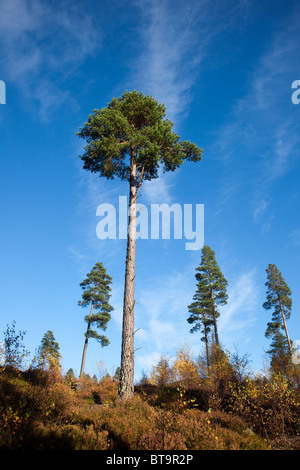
[173,344,199,388]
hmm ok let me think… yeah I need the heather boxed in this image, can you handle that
[1,348,299,450]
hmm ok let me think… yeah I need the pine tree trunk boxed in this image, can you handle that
[119,156,137,400]
[204,328,210,371]
[210,284,219,346]
[278,294,293,355]
[79,299,94,380]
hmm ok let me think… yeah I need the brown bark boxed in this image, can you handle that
[118,155,137,400]
[209,275,219,346]
[79,299,94,380]
[204,327,210,371]
[278,293,293,355]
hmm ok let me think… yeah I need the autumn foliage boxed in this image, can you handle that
[1,341,299,450]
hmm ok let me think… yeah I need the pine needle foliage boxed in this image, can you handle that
[188,246,228,352]
[78,262,113,379]
[263,263,293,367]
[34,330,61,371]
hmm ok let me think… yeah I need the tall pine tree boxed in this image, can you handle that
[263,264,293,360]
[78,262,113,380]
[77,90,202,399]
[187,246,228,355]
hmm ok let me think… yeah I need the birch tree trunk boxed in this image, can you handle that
[119,155,137,400]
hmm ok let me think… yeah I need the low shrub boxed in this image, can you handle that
[229,374,300,444]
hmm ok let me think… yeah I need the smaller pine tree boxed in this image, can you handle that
[114,366,121,381]
[78,262,113,380]
[150,355,175,387]
[65,368,76,384]
[187,246,228,362]
[34,330,61,371]
[263,264,293,360]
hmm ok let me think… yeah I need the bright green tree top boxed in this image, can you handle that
[77,90,203,185]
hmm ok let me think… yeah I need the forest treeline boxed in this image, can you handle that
[1,244,298,381]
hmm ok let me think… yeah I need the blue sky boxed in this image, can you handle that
[0,0,300,380]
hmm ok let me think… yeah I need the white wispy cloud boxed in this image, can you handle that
[219,269,258,345]
[0,0,101,117]
[141,167,174,204]
[253,199,274,235]
[131,0,202,123]
[213,4,300,234]
[289,229,300,247]
[253,199,269,224]
[71,162,128,270]
[131,0,249,124]
[134,266,195,373]
[126,0,251,206]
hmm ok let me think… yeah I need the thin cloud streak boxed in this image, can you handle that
[128,0,251,205]
[219,269,258,344]
[131,0,250,124]
[212,5,300,235]
[0,0,101,117]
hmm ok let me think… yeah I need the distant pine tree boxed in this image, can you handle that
[188,246,228,359]
[35,330,61,371]
[65,368,76,383]
[263,264,293,363]
[114,366,121,381]
[78,262,113,380]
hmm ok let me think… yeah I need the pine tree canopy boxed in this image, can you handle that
[77,90,203,184]
[195,246,228,306]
